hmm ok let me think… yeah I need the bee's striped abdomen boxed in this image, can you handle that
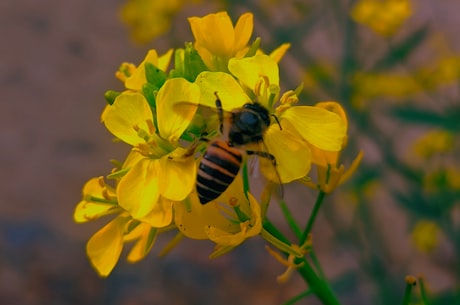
[197,140,242,204]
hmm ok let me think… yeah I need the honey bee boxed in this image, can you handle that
[196,93,280,204]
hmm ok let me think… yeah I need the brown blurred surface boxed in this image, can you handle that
[1,1,459,305]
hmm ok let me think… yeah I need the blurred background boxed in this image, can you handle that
[1,0,458,304]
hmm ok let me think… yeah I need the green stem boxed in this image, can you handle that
[309,250,326,280]
[295,257,342,305]
[282,289,313,305]
[242,160,250,195]
[418,277,431,305]
[262,220,341,305]
[300,191,326,245]
[401,277,416,305]
[278,198,302,239]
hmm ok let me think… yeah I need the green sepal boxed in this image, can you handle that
[144,62,167,88]
[104,90,120,105]
[169,48,185,79]
[183,42,208,82]
[244,37,261,57]
[126,219,141,234]
[209,245,235,259]
[106,167,130,179]
[261,228,303,257]
[142,82,158,109]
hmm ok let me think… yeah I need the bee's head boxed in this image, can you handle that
[243,102,270,128]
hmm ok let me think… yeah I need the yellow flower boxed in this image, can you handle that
[411,220,440,253]
[121,49,173,91]
[101,78,199,224]
[74,176,120,223]
[412,129,454,160]
[74,175,159,276]
[174,174,261,251]
[227,55,348,183]
[351,0,412,36]
[188,11,253,70]
[299,102,363,193]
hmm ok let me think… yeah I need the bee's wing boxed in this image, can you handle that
[245,141,284,199]
[175,102,233,140]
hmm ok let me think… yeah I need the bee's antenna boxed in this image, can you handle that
[271,114,282,130]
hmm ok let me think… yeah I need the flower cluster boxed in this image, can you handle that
[351,0,413,37]
[75,11,348,276]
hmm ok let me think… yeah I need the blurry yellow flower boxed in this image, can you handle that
[120,0,186,44]
[101,79,199,223]
[189,12,253,70]
[351,0,412,36]
[422,167,460,193]
[412,129,454,160]
[411,220,440,253]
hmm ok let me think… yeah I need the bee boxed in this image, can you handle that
[196,93,280,204]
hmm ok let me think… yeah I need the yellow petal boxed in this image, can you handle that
[309,144,339,168]
[228,54,280,90]
[139,196,174,227]
[315,101,348,132]
[206,193,262,246]
[157,48,174,71]
[101,92,153,146]
[118,158,160,218]
[189,12,235,58]
[86,216,129,277]
[74,201,117,223]
[233,13,253,52]
[281,106,346,151]
[195,71,250,110]
[269,43,291,63]
[262,120,312,183]
[158,148,196,201]
[174,192,238,240]
[74,177,117,223]
[125,49,159,90]
[174,174,255,240]
[156,78,199,142]
[126,225,158,263]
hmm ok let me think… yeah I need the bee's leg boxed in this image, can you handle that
[246,150,284,198]
[246,150,276,165]
[214,92,224,134]
[184,133,210,157]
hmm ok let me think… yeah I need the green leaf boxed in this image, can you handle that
[391,106,460,131]
[374,26,429,70]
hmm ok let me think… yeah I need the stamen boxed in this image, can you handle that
[146,119,156,135]
[229,197,238,207]
[97,176,105,188]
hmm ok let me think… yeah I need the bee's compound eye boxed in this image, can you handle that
[240,112,259,126]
